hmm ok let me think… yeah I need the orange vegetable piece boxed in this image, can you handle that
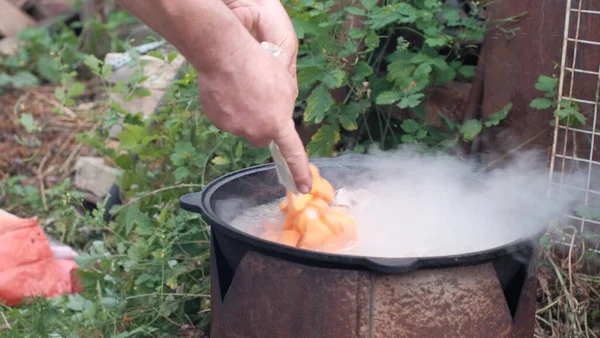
[279,198,288,212]
[282,213,296,231]
[321,211,344,235]
[279,230,301,247]
[297,206,319,234]
[300,219,334,247]
[255,162,358,253]
[308,197,329,211]
[311,178,335,202]
[286,191,313,214]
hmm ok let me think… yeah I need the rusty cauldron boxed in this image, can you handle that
[180,155,541,338]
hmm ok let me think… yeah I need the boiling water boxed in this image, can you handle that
[229,148,583,258]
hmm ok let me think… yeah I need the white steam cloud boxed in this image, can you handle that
[230,144,585,258]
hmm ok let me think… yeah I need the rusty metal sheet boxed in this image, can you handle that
[210,250,362,338]
[369,263,512,338]
[210,250,538,338]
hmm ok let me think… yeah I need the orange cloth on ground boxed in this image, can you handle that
[0,209,81,306]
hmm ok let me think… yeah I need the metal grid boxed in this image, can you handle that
[548,0,600,239]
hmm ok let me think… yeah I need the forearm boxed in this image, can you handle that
[116,0,255,71]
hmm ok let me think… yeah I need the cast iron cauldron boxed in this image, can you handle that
[180,154,540,338]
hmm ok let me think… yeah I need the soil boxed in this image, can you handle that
[0,85,99,187]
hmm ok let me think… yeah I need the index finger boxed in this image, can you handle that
[274,123,312,194]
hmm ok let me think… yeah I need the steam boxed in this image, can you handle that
[229,145,585,258]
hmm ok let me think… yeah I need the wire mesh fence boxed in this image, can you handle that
[548,0,600,248]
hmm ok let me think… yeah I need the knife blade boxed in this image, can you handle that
[260,41,299,194]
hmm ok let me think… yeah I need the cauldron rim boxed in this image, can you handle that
[180,155,542,274]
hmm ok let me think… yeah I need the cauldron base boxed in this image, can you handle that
[209,237,538,338]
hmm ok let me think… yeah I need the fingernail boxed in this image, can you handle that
[298,184,310,194]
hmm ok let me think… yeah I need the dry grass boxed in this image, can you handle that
[0,85,106,212]
[536,228,600,338]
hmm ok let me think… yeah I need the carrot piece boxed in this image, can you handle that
[282,213,296,231]
[308,197,329,211]
[300,219,334,247]
[338,215,357,240]
[286,191,313,214]
[278,198,289,212]
[321,211,344,235]
[279,230,301,247]
[297,206,319,234]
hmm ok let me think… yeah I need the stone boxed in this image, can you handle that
[104,51,187,139]
[74,156,121,202]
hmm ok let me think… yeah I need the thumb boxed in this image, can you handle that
[274,121,312,194]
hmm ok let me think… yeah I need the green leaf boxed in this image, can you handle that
[115,154,134,170]
[425,36,448,47]
[375,91,402,105]
[401,134,415,143]
[54,87,66,101]
[68,82,86,98]
[353,61,373,80]
[535,75,557,92]
[18,113,36,133]
[398,93,424,108]
[322,68,345,89]
[348,28,364,39]
[458,65,476,78]
[117,124,146,150]
[401,119,420,133]
[442,9,461,25]
[174,167,190,181]
[211,156,230,166]
[304,84,334,124]
[424,0,440,8]
[10,71,39,87]
[134,87,152,97]
[416,129,428,139]
[460,119,483,141]
[297,66,327,90]
[340,100,369,131]
[83,54,101,73]
[307,124,340,157]
[575,205,600,221]
[346,7,366,15]
[360,0,377,10]
[364,31,380,51]
[36,55,62,83]
[148,51,164,60]
[529,98,553,110]
[413,63,432,78]
[167,51,179,63]
[101,63,112,78]
[386,59,415,87]
[485,103,512,127]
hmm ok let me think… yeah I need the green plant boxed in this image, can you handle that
[529,74,586,127]
[0,9,138,93]
[288,0,507,155]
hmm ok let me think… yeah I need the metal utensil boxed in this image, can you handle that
[260,41,299,194]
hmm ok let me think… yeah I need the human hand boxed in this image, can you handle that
[196,36,312,193]
[223,0,298,79]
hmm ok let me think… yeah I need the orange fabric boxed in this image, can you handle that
[0,209,81,306]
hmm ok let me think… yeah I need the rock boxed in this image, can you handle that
[104,51,187,139]
[74,156,121,203]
